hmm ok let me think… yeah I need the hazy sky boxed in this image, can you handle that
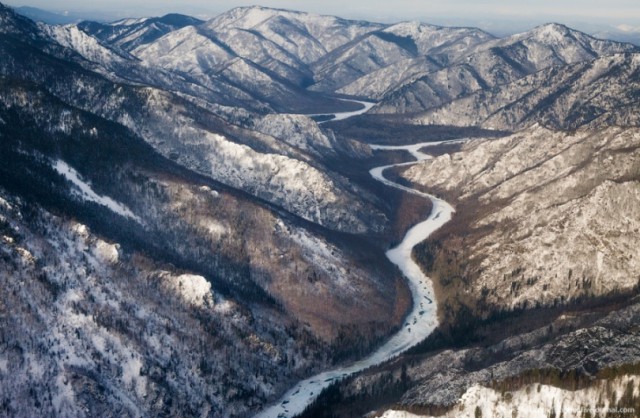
[5,0,640,28]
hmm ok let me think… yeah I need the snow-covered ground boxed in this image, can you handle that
[53,160,140,222]
[255,139,462,418]
[381,375,640,418]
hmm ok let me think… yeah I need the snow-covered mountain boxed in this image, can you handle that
[411,52,640,130]
[77,13,204,52]
[311,22,493,92]
[373,23,639,114]
[3,2,640,417]
[1,6,389,235]
[303,124,640,418]
[0,4,406,415]
[206,6,384,64]
[58,6,640,121]
[359,125,640,417]
[406,125,640,312]
[128,6,385,111]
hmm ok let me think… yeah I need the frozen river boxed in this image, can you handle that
[255,110,463,418]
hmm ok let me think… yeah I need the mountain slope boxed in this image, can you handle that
[128,6,382,112]
[0,24,405,418]
[206,6,384,63]
[303,125,640,417]
[411,52,640,130]
[311,22,493,93]
[374,24,639,114]
[130,23,354,113]
[0,5,389,235]
[77,13,204,52]
[405,125,640,314]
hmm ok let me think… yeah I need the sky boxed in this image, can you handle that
[4,0,640,33]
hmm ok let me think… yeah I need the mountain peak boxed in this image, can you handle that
[155,13,203,27]
[384,21,434,33]
[205,5,297,31]
[223,4,298,19]
[531,22,573,38]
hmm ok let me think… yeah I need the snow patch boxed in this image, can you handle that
[198,185,220,198]
[93,240,119,264]
[161,273,213,307]
[0,196,11,210]
[53,160,140,222]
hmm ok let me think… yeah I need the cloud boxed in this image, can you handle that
[615,24,640,33]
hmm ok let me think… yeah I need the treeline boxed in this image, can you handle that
[298,366,413,418]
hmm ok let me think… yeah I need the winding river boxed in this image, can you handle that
[306,100,376,123]
[256,108,461,418]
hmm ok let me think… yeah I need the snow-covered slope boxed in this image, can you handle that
[129,6,384,111]
[404,125,640,311]
[53,160,140,222]
[131,22,351,113]
[0,6,389,235]
[0,186,349,417]
[474,23,636,66]
[411,53,640,130]
[375,23,639,114]
[132,25,235,70]
[312,22,492,93]
[337,56,444,100]
[39,23,133,65]
[0,57,401,417]
[205,5,383,62]
[77,13,203,52]
[381,376,639,418]
[252,113,337,157]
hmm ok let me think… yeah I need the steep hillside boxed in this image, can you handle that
[0,6,389,235]
[404,126,640,318]
[374,24,639,114]
[0,73,404,418]
[312,22,492,93]
[301,126,640,418]
[78,14,204,52]
[0,5,411,415]
[411,53,640,130]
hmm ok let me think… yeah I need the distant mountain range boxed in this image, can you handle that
[15,5,127,24]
